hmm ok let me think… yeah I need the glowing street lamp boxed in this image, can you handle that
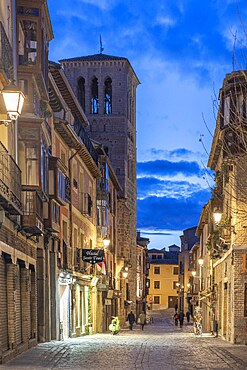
[103,236,110,248]
[198,258,204,266]
[1,83,25,124]
[213,211,223,224]
[192,270,196,277]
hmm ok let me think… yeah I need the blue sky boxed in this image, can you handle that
[47,0,247,248]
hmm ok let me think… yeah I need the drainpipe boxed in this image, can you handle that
[12,0,18,162]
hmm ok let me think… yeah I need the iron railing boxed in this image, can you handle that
[0,141,22,213]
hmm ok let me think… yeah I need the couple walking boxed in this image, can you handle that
[127,311,146,331]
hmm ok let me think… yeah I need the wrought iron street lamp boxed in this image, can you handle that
[0,83,25,125]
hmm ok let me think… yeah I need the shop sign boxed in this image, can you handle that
[105,299,111,306]
[59,276,72,285]
[82,249,104,264]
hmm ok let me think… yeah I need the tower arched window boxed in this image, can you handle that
[104,77,112,114]
[91,77,99,114]
[77,77,85,111]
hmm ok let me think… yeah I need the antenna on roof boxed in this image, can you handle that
[99,35,104,54]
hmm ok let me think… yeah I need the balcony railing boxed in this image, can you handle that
[73,117,98,165]
[0,141,22,215]
[0,22,13,80]
[22,189,43,234]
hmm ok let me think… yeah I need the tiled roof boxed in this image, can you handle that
[148,248,163,253]
[59,53,128,63]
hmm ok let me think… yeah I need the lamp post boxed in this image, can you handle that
[198,258,203,305]
[0,82,25,125]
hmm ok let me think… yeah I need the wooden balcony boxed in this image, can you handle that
[0,141,22,215]
[44,200,60,233]
[48,156,70,205]
[22,188,44,234]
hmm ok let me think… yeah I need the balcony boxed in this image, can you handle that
[48,156,70,205]
[0,22,13,80]
[22,188,44,234]
[44,200,60,233]
[0,142,22,215]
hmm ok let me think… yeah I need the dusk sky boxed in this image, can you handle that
[47,0,247,248]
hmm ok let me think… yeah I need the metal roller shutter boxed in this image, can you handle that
[15,264,22,345]
[0,255,9,351]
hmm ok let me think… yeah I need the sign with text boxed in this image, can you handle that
[82,249,104,264]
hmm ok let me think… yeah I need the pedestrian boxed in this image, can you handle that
[174,312,179,326]
[127,311,135,330]
[178,311,185,328]
[138,311,146,331]
[186,311,191,323]
[175,303,178,312]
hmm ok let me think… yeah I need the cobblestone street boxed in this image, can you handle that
[1,310,246,370]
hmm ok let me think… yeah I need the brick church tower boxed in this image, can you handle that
[60,53,140,317]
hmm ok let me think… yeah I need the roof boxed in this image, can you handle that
[59,53,140,85]
[150,259,178,265]
[59,53,128,62]
[148,248,163,253]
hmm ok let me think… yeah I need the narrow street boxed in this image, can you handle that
[1,309,246,370]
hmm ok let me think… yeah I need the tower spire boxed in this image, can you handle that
[100,35,104,54]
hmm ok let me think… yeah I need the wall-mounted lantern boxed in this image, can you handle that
[0,83,25,125]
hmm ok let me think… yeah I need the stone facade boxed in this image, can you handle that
[60,55,140,321]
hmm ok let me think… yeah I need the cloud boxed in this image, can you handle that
[137,177,206,199]
[137,189,211,231]
[137,159,203,178]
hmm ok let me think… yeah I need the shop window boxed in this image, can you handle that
[173,266,179,275]
[153,296,160,304]
[154,266,160,274]
[91,77,98,114]
[104,77,112,114]
[18,20,37,65]
[154,281,160,289]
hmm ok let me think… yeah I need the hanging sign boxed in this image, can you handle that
[82,249,104,264]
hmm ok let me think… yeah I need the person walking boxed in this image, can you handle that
[186,311,191,323]
[178,311,185,328]
[174,311,179,326]
[127,311,135,330]
[138,311,146,331]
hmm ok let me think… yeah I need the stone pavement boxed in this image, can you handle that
[1,309,246,370]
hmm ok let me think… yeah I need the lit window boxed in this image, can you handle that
[91,77,98,114]
[104,77,112,114]
[154,281,160,289]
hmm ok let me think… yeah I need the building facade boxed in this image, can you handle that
[197,71,247,344]
[59,53,140,323]
[147,246,179,310]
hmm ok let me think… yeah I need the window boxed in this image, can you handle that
[223,95,230,127]
[173,281,178,290]
[51,201,60,225]
[91,77,98,114]
[153,296,160,304]
[18,20,37,65]
[154,266,160,274]
[77,77,85,111]
[154,281,160,289]
[152,255,157,260]
[173,266,179,275]
[104,77,112,114]
[26,146,38,185]
[157,255,162,259]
